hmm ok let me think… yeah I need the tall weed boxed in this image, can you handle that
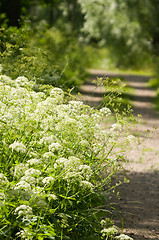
[0,73,135,239]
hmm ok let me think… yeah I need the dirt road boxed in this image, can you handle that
[80,69,159,240]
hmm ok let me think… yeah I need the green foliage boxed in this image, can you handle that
[0,20,88,91]
[31,22,88,90]
[0,0,158,73]
[0,74,135,239]
[93,76,134,119]
[78,0,153,69]
[84,45,116,70]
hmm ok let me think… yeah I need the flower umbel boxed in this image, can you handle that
[9,141,26,153]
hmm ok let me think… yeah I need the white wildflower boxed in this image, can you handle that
[127,135,136,143]
[43,97,57,107]
[39,136,56,145]
[43,151,55,159]
[54,158,65,169]
[0,100,6,110]
[101,226,119,237]
[91,113,101,122]
[41,116,55,131]
[9,141,26,153]
[1,113,13,124]
[16,228,33,239]
[49,142,61,152]
[14,204,32,217]
[68,156,81,165]
[115,234,133,240]
[25,168,41,177]
[55,157,67,165]
[15,76,32,88]
[47,193,58,201]
[32,186,44,195]
[29,151,38,158]
[100,107,111,116]
[54,163,58,169]
[55,104,70,115]
[35,102,48,115]
[110,123,122,131]
[14,181,31,191]
[21,175,36,186]
[14,163,28,178]
[78,165,93,180]
[49,87,64,103]
[0,75,12,84]
[64,172,82,181]
[27,158,41,165]
[58,116,77,128]
[31,91,45,101]
[69,100,83,106]
[55,156,81,169]
[80,180,94,190]
[42,176,55,185]
[68,100,84,111]
[100,219,107,227]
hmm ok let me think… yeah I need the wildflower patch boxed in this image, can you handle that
[0,74,134,239]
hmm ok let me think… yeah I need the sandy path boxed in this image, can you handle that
[80,69,159,240]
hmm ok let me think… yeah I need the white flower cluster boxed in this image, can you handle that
[115,234,133,240]
[0,74,134,238]
[14,163,28,178]
[0,75,119,162]
[14,205,33,217]
[16,228,33,240]
[127,135,136,143]
[16,76,33,88]
[49,142,62,152]
[25,168,41,177]
[101,226,119,237]
[49,87,64,103]
[27,158,41,166]
[80,180,94,190]
[42,176,55,185]
[14,181,31,191]
[39,136,56,145]
[99,107,111,116]
[110,123,122,132]
[9,141,26,153]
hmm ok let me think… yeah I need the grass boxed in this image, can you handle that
[86,46,153,77]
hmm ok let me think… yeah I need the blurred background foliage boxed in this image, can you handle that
[0,0,159,91]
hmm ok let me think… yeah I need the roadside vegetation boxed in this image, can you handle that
[0,1,159,239]
[0,73,136,239]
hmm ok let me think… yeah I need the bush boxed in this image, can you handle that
[0,20,88,91]
[0,73,135,239]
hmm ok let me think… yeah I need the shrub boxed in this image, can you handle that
[0,73,134,239]
[0,21,88,92]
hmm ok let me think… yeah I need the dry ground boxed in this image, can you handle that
[80,69,159,240]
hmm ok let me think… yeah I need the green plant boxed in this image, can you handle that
[0,73,135,239]
[100,219,133,240]
[0,20,88,92]
[93,76,134,119]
